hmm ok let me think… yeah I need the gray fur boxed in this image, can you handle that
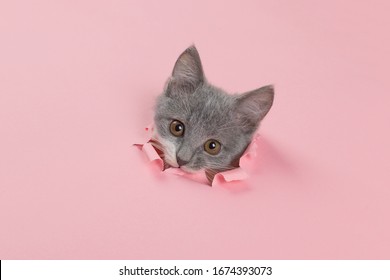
[153,45,274,179]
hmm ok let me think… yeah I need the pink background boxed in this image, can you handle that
[1,0,389,259]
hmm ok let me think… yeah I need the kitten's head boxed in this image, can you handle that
[154,45,274,177]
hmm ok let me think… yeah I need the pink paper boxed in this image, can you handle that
[1,0,389,260]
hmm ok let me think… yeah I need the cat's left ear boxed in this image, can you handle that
[165,45,204,96]
[235,85,274,133]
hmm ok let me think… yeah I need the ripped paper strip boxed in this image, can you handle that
[134,124,259,186]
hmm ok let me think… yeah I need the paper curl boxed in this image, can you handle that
[134,124,259,186]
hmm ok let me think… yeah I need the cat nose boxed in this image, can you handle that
[176,156,189,166]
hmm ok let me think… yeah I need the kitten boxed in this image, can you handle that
[152,45,274,183]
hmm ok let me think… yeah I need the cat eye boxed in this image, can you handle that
[169,120,185,137]
[204,139,221,155]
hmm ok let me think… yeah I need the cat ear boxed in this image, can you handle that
[235,85,274,133]
[165,45,204,96]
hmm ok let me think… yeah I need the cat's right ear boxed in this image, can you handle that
[165,45,204,97]
[235,85,274,133]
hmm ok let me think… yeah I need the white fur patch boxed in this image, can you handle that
[153,133,179,168]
